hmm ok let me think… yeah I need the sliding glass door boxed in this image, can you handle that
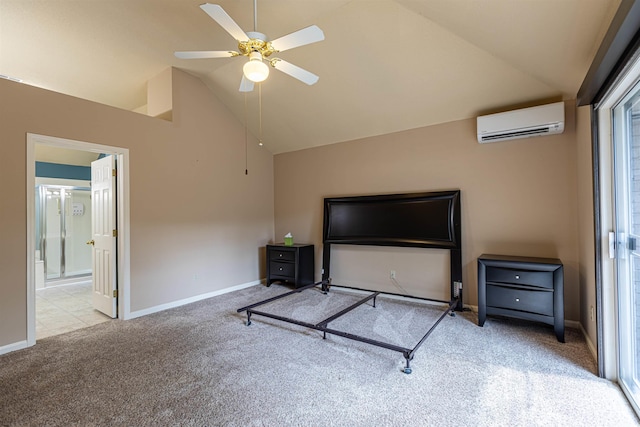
[612,77,640,413]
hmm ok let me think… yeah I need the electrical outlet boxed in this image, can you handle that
[590,305,595,321]
[390,270,396,279]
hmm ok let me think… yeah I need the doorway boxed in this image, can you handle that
[26,133,131,346]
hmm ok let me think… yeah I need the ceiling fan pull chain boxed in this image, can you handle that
[244,91,249,175]
[259,83,264,147]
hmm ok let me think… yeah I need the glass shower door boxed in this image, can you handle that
[64,189,92,277]
[43,187,62,280]
[40,186,92,282]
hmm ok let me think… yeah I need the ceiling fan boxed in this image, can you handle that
[175,2,324,92]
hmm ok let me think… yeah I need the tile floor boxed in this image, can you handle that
[36,279,111,339]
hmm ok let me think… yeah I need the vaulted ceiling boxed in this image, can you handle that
[1,0,621,154]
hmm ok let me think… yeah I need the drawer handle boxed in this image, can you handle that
[515,298,520,302]
[279,254,283,257]
[279,267,283,271]
[515,275,520,279]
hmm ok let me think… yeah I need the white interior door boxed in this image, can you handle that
[91,156,117,318]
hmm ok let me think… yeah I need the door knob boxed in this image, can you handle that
[86,239,95,246]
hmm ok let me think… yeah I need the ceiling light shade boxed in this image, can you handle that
[243,51,269,83]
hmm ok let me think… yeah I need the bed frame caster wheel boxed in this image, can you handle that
[246,320,251,326]
[403,367,412,374]
[449,312,456,317]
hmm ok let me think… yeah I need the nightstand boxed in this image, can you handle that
[478,254,564,342]
[266,244,315,288]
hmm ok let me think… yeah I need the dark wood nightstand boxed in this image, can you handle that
[266,244,315,288]
[478,254,564,342]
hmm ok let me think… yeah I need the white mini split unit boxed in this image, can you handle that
[476,101,565,143]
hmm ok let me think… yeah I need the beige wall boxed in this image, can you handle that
[0,68,274,348]
[0,71,594,348]
[576,105,597,346]
[274,101,582,320]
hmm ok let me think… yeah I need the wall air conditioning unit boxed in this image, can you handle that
[476,101,564,143]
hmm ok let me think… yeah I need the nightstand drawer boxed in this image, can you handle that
[270,249,295,262]
[486,267,553,289]
[270,261,295,278]
[487,284,553,316]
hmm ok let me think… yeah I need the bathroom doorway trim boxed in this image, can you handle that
[26,133,132,346]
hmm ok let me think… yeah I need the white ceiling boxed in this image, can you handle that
[1,0,621,154]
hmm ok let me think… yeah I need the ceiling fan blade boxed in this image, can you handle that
[174,50,238,59]
[271,59,319,85]
[270,25,324,52]
[239,75,254,92]
[200,3,249,42]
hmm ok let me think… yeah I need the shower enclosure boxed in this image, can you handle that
[36,185,92,285]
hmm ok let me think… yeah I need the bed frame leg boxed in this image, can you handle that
[402,353,413,374]
[321,278,332,294]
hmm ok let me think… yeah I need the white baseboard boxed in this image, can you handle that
[579,323,598,362]
[565,319,580,329]
[0,340,31,356]
[127,280,261,320]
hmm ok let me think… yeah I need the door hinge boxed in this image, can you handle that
[113,289,118,298]
[113,229,118,237]
[112,169,117,177]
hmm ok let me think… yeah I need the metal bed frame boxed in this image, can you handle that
[238,190,462,374]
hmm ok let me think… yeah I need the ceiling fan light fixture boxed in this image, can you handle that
[243,51,269,83]
[175,4,323,91]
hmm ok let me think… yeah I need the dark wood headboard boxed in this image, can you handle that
[321,190,462,309]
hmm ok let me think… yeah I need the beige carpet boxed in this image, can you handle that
[0,284,637,426]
